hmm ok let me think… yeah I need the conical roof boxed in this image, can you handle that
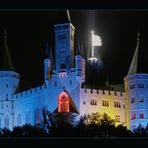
[128,33,140,75]
[2,30,15,71]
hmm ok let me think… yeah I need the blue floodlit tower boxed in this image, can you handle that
[124,33,148,130]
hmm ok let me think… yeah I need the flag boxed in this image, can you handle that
[92,31,102,47]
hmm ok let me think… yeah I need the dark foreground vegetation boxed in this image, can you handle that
[0,109,147,137]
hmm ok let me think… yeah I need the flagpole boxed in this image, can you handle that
[91,30,94,57]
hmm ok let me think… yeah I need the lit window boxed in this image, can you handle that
[115,115,120,122]
[58,91,70,112]
[132,113,136,120]
[140,113,144,119]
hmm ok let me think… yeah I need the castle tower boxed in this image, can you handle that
[75,40,86,83]
[0,30,20,130]
[54,23,75,74]
[124,33,148,130]
[44,43,53,83]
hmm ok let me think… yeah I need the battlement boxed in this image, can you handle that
[14,83,47,99]
[81,88,125,97]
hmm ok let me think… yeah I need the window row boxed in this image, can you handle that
[90,99,97,105]
[130,83,146,89]
[131,96,144,103]
[102,100,109,107]
[17,109,42,126]
[86,100,124,109]
[131,113,144,120]
[59,34,66,40]
[114,101,121,108]
[130,84,135,89]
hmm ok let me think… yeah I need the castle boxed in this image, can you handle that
[0,21,147,131]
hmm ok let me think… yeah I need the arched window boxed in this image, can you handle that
[58,91,70,112]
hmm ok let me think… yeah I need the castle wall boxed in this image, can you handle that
[80,88,126,126]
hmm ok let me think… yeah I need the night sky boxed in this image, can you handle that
[0,10,148,91]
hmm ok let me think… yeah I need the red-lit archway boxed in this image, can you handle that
[58,91,70,112]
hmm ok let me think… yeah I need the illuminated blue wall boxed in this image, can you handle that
[126,74,148,130]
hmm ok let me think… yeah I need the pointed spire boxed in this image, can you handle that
[76,39,81,55]
[2,29,15,70]
[128,32,140,75]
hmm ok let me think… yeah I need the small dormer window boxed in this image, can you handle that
[140,113,144,119]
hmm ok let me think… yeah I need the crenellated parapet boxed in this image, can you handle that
[81,88,125,97]
[14,83,47,99]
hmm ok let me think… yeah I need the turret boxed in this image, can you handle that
[0,30,20,130]
[44,44,52,83]
[75,40,86,82]
[0,30,20,100]
[54,23,75,74]
[0,71,19,100]
[124,33,148,130]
